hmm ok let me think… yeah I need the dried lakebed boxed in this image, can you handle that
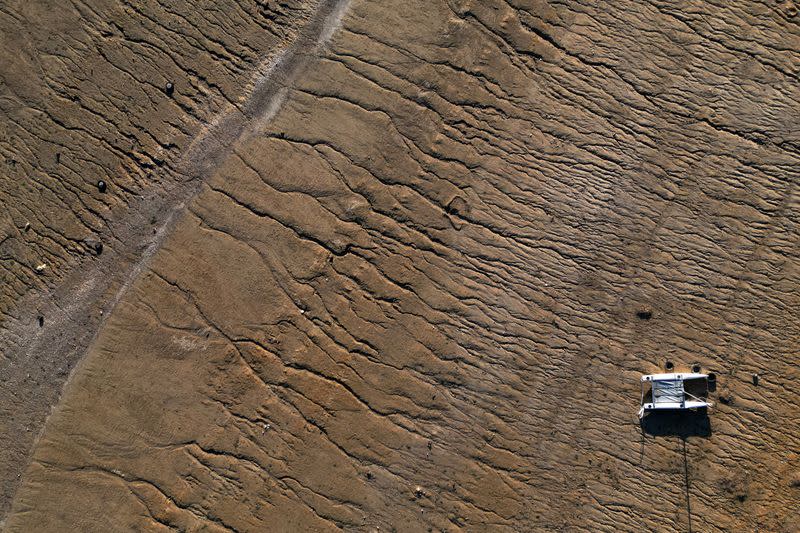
[2,0,800,531]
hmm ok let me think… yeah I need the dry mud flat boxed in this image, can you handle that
[2,0,800,532]
[0,0,320,516]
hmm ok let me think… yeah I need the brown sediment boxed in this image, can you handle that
[2,0,800,531]
[0,0,336,519]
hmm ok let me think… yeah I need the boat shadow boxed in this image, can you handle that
[640,409,712,438]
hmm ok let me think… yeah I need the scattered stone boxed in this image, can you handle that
[85,238,103,255]
[665,360,674,371]
[636,309,652,320]
[692,363,701,373]
[414,486,425,498]
[34,263,47,274]
[23,222,30,232]
[37,316,44,327]
[365,472,373,480]
[165,81,175,96]
[445,196,469,230]
[719,395,734,405]
[752,373,759,386]
[97,180,107,193]
[720,475,748,503]
[446,196,469,217]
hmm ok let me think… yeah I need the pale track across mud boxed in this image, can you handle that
[0,0,350,519]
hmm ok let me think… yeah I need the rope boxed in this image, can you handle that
[683,391,705,403]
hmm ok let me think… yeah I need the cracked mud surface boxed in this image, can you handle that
[1,0,799,531]
[0,0,324,519]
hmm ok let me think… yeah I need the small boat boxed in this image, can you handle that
[638,372,712,419]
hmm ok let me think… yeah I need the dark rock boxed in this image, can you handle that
[85,239,103,255]
[446,196,469,217]
[446,196,470,230]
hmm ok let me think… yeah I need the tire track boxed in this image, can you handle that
[0,0,351,520]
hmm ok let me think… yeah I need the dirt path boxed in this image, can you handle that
[2,0,800,531]
[0,0,349,519]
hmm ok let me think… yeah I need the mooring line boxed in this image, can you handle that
[683,438,693,533]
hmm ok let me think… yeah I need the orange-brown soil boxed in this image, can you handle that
[1,0,799,531]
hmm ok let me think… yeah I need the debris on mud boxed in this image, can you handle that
[84,239,103,255]
[445,196,469,229]
[1,0,799,531]
[720,475,749,503]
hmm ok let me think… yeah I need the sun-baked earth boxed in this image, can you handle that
[2,0,799,531]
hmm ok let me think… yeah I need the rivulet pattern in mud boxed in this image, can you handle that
[3,0,800,531]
